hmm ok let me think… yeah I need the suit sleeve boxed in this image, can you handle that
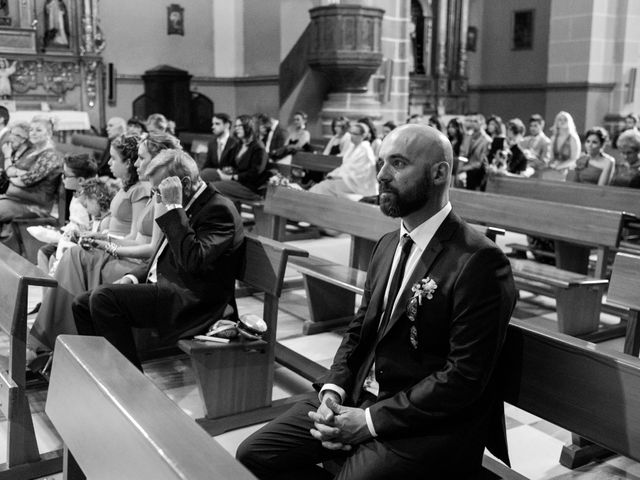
[155,201,237,274]
[368,247,516,436]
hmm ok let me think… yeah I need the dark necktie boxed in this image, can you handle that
[351,234,414,404]
[378,234,414,338]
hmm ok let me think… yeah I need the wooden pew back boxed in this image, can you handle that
[502,319,640,463]
[265,186,396,241]
[291,152,341,173]
[450,188,623,248]
[486,176,640,219]
[46,335,256,480]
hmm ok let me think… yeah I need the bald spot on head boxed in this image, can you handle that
[380,124,453,170]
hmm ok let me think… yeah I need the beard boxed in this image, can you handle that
[379,179,431,218]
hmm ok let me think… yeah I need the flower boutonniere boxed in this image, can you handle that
[407,277,437,349]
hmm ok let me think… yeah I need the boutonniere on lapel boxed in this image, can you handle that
[407,277,437,349]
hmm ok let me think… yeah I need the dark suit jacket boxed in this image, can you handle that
[129,184,244,343]
[220,140,268,193]
[203,135,241,170]
[315,212,516,474]
[266,125,288,160]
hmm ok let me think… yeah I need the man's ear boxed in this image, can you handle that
[431,161,450,186]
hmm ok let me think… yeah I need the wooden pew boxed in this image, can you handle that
[485,176,640,256]
[450,188,623,278]
[484,319,640,477]
[178,233,309,435]
[46,335,256,480]
[0,244,61,478]
[264,186,618,340]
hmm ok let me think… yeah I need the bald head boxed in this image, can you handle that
[381,124,453,170]
[377,124,453,226]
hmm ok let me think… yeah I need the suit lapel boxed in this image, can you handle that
[378,212,461,341]
[367,233,399,331]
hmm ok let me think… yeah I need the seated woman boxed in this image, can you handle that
[27,135,155,361]
[567,127,615,185]
[323,116,351,156]
[358,117,382,157]
[211,114,268,202]
[0,116,62,243]
[309,122,377,200]
[611,129,640,188]
[542,111,581,181]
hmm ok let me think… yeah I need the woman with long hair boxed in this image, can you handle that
[542,111,581,181]
[211,114,268,201]
[27,134,160,365]
[568,127,615,185]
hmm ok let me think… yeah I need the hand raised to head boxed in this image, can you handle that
[158,176,183,205]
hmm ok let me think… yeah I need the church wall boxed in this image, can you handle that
[101,0,215,121]
[467,0,551,124]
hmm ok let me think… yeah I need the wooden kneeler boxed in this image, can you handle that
[178,234,307,436]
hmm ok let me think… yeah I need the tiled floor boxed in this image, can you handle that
[3,231,638,479]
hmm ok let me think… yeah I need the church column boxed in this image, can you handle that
[436,0,448,77]
[458,0,469,77]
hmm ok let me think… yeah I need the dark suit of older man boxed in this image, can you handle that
[73,151,244,370]
[237,125,516,480]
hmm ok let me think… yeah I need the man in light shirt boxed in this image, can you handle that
[72,149,244,370]
[237,125,517,479]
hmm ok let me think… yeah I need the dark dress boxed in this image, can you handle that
[211,140,268,201]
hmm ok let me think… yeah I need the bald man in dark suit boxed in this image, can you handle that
[237,125,517,479]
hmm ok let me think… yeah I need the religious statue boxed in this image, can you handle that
[44,0,70,47]
[0,58,17,98]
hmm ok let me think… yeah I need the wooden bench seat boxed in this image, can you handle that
[46,335,256,480]
[265,187,622,341]
[0,244,61,478]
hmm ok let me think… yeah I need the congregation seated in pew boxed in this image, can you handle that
[27,134,154,367]
[72,149,245,371]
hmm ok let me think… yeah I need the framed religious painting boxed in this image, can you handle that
[167,4,184,36]
[33,0,79,54]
